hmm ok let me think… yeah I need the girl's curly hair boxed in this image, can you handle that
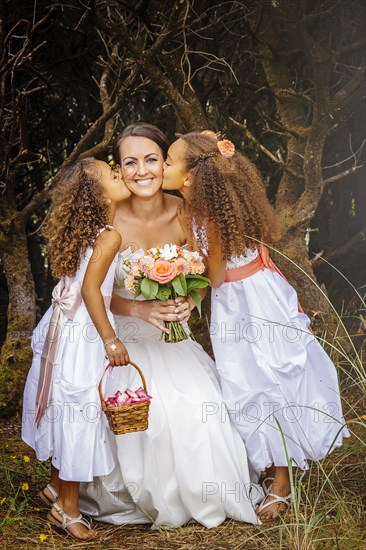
[44,158,110,278]
[179,133,280,258]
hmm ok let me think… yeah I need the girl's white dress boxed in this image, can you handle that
[210,248,350,473]
[22,228,117,482]
[78,247,260,529]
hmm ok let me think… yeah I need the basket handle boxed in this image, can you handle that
[98,361,148,406]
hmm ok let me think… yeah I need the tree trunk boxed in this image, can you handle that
[250,0,340,335]
[273,232,338,335]
[0,217,36,417]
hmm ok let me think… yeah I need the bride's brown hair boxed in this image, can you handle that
[113,122,169,162]
[44,159,109,278]
[179,133,280,258]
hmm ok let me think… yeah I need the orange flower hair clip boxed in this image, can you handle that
[217,139,235,158]
[200,130,235,159]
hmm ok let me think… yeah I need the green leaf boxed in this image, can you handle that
[186,274,211,283]
[134,286,142,299]
[172,273,188,296]
[189,289,202,317]
[140,277,159,299]
[186,277,210,293]
[156,287,172,301]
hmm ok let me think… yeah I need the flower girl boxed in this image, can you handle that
[22,158,130,539]
[163,131,350,520]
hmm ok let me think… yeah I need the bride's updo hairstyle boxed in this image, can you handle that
[178,132,280,258]
[113,122,169,162]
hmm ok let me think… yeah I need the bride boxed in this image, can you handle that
[79,123,260,528]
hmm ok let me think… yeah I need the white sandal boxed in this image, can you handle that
[39,484,58,507]
[261,476,274,495]
[257,491,291,519]
[47,502,97,540]
[248,482,265,508]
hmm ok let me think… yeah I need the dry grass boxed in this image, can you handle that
[1,377,364,550]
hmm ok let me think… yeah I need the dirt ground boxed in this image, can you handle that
[0,375,365,550]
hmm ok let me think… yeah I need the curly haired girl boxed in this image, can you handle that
[163,132,349,521]
[22,158,130,540]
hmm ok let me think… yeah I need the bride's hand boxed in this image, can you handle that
[141,298,191,332]
[174,296,193,325]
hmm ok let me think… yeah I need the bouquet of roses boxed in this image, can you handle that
[120,244,210,342]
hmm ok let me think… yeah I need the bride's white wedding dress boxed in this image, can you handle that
[79,247,260,528]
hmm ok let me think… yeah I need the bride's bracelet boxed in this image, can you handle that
[104,337,119,352]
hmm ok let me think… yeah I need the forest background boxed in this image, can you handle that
[0,1,365,548]
[1,0,365,413]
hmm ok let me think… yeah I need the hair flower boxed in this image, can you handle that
[217,139,235,159]
[200,130,218,140]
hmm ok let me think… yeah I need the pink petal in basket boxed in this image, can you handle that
[136,387,152,400]
[125,389,138,399]
[117,393,129,406]
[135,395,150,403]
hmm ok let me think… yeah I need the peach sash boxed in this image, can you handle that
[224,245,306,316]
[35,279,111,426]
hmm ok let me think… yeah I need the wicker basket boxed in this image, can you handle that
[98,361,150,435]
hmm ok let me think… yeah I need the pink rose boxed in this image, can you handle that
[149,258,177,284]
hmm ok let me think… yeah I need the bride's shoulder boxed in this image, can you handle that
[163,192,183,211]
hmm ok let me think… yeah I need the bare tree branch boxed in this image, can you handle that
[20,66,140,221]
[229,116,304,181]
[323,165,363,185]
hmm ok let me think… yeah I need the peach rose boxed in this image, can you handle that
[149,259,177,284]
[217,139,235,158]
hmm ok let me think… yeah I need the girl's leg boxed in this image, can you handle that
[40,465,60,506]
[257,466,291,520]
[42,464,60,503]
[50,480,98,540]
[50,464,60,491]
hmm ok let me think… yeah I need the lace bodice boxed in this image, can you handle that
[226,248,259,270]
[192,222,259,269]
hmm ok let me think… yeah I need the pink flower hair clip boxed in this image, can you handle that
[200,130,235,159]
[217,139,235,158]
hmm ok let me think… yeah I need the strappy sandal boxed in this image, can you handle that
[256,491,291,520]
[47,502,97,540]
[261,476,274,495]
[248,482,265,509]
[39,484,58,507]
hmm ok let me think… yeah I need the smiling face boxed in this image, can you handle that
[162,138,190,192]
[94,160,131,204]
[118,136,164,197]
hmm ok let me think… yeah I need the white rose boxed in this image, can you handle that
[161,243,178,261]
